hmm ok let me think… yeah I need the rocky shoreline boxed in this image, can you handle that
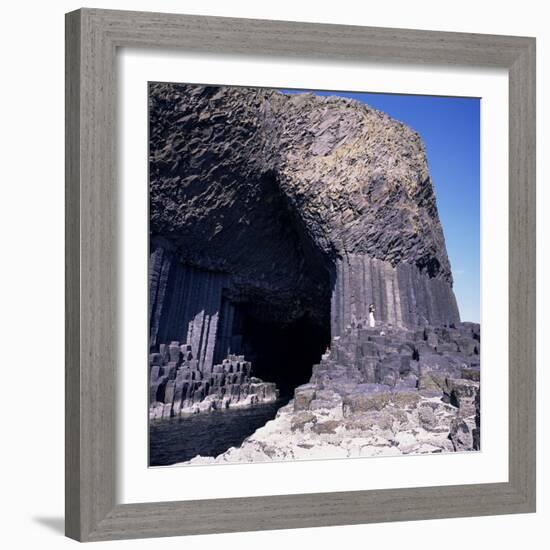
[179,320,480,465]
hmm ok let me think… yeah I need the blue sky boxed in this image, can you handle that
[280,89,480,323]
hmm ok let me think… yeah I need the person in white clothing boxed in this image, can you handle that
[368,303,376,328]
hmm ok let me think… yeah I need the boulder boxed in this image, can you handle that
[390,390,421,409]
[291,412,317,432]
[447,379,479,417]
[294,388,316,411]
[343,390,391,414]
[312,420,340,435]
[418,405,437,429]
[449,418,475,451]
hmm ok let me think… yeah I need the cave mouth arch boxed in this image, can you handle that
[207,169,335,401]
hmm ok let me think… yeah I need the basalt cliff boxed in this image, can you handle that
[148,84,478,461]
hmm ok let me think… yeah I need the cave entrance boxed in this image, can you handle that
[238,305,330,399]
[150,167,336,463]
[207,169,335,403]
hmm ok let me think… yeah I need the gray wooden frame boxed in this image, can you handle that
[65,8,536,542]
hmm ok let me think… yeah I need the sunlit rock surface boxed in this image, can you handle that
[184,322,480,464]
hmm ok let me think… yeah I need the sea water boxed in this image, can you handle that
[149,399,285,466]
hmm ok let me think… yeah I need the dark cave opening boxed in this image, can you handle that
[212,169,334,401]
[238,306,331,399]
[205,169,335,401]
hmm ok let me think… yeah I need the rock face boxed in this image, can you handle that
[331,254,460,337]
[149,83,460,378]
[148,83,478,461]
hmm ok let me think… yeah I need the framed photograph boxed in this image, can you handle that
[65,8,536,542]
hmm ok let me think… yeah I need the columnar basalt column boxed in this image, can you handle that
[330,255,460,335]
